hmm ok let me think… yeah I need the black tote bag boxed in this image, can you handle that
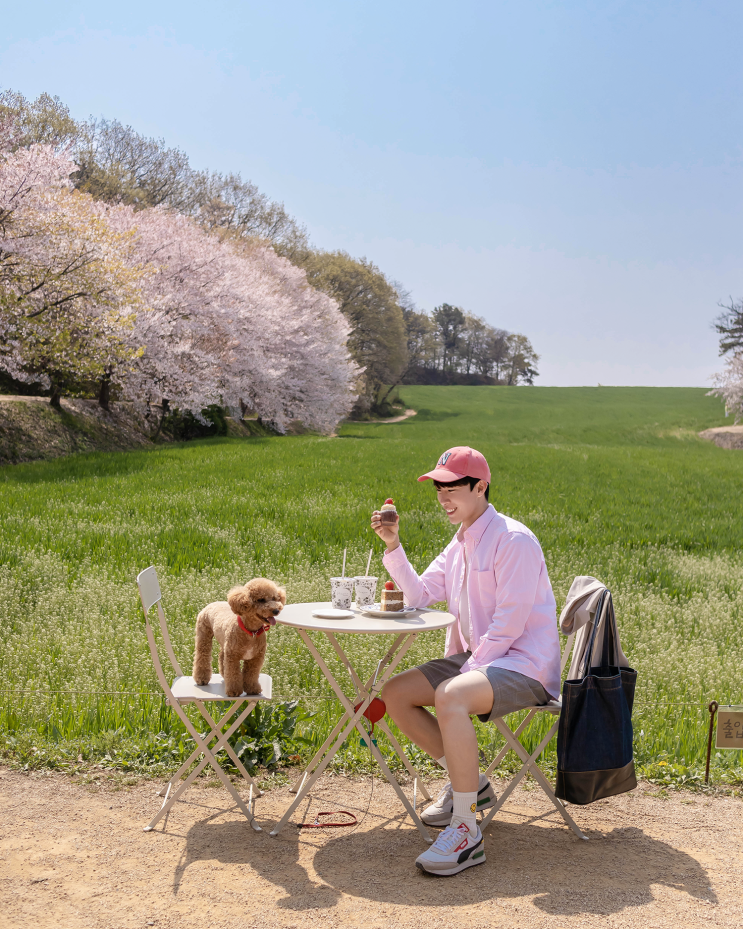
[555,590,637,805]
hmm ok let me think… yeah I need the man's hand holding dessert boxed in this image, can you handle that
[371,498,400,552]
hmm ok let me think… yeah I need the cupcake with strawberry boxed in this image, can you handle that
[380,579,405,612]
[380,498,398,525]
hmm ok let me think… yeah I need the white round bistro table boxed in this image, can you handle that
[270,602,455,842]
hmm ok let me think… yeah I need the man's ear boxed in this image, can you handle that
[228,586,252,614]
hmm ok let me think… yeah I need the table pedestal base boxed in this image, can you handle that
[271,629,433,842]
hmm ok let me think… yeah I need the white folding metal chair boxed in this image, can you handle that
[479,631,588,840]
[137,566,272,833]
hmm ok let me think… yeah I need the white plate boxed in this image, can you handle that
[311,608,355,620]
[362,605,417,618]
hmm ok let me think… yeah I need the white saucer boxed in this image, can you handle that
[362,605,417,618]
[311,608,355,620]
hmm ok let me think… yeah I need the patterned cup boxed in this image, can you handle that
[354,576,378,608]
[330,577,354,610]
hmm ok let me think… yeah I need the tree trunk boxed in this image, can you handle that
[150,399,169,441]
[49,388,61,410]
[377,369,412,409]
[151,409,165,441]
[98,376,110,411]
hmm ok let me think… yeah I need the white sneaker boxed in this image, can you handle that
[415,821,486,876]
[421,773,496,826]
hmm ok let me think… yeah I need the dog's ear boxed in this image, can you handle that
[276,587,287,605]
[228,586,252,615]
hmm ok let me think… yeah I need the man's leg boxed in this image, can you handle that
[434,671,494,791]
[381,668,443,758]
[382,667,496,782]
[414,671,494,876]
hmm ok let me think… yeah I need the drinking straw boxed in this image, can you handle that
[365,548,373,576]
[342,548,347,578]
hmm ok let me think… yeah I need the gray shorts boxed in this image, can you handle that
[416,651,552,723]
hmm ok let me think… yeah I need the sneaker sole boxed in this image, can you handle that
[416,849,486,876]
[420,793,497,827]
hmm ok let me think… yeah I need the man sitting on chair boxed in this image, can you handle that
[372,446,561,876]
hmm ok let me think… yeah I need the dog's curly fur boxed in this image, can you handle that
[192,578,286,697]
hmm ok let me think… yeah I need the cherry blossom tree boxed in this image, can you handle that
[107,205,358,433]
[0,129,143,406]
[1,119,358,431]
[709,354,743,423]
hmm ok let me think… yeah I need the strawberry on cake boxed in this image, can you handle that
[381,580,404,611]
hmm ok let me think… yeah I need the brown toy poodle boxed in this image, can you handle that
[192,578,286,697]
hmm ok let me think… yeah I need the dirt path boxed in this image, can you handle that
[1,766,739,929]
[699,425,743,449]
[372,408,417,424]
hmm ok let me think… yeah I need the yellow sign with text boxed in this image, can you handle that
[715,708,743,749]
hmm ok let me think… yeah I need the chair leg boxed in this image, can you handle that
[146,700,261,832]
[157,702,243,795]
[483,710,536,779]
[193,701,264,795]
[145,751,213,832]
[146,741,260,833]
[175,702,259,796]
[491,718,587,840]
[480,717,587,841]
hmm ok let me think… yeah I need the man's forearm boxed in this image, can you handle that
[383,544,447,608]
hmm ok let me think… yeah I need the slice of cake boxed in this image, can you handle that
[381,580,404,611]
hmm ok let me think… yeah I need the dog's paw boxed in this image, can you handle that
[193,674,212,686]
[244,681,261,695]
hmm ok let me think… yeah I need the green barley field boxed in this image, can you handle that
[2,386,742,786]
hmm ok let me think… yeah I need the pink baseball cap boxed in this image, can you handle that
[417,446,491,484]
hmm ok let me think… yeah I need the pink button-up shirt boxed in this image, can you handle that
[382,504,561,698]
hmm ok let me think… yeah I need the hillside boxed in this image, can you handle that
[0,396,271,465]
[0,397,156,464]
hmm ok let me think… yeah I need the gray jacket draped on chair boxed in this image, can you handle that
[559,576,629,680]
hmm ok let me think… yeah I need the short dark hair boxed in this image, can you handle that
[432,476,489,501]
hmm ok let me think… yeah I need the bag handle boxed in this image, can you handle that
[580,589,619,676]
[579,589,605,677]
[602,593,619,665]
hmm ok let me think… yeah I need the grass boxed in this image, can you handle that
[1,385,742,788]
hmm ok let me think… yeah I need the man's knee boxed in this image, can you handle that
[434,681,469,718]
[381,669,431,719]
[380,673,407,714]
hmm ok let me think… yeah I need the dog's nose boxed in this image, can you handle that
[272,609,280,616]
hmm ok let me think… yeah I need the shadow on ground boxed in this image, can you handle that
[172,803,714,916]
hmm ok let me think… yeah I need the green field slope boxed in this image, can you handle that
[1,386,741,786]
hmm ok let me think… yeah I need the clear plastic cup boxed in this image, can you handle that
[330,577,354,610]
[354,576,378,608]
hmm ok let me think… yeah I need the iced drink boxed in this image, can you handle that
[330,577,353,610]
[354,576,378,608]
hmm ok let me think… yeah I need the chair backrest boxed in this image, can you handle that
[136,565,184,678]
[560,631,576,675]
[137,566,162,612]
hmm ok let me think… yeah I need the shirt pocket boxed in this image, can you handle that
[471,568,497,613]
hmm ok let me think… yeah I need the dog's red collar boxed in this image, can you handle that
[236,615,270,638]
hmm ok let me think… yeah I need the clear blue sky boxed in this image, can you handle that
[2,1,741,385]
